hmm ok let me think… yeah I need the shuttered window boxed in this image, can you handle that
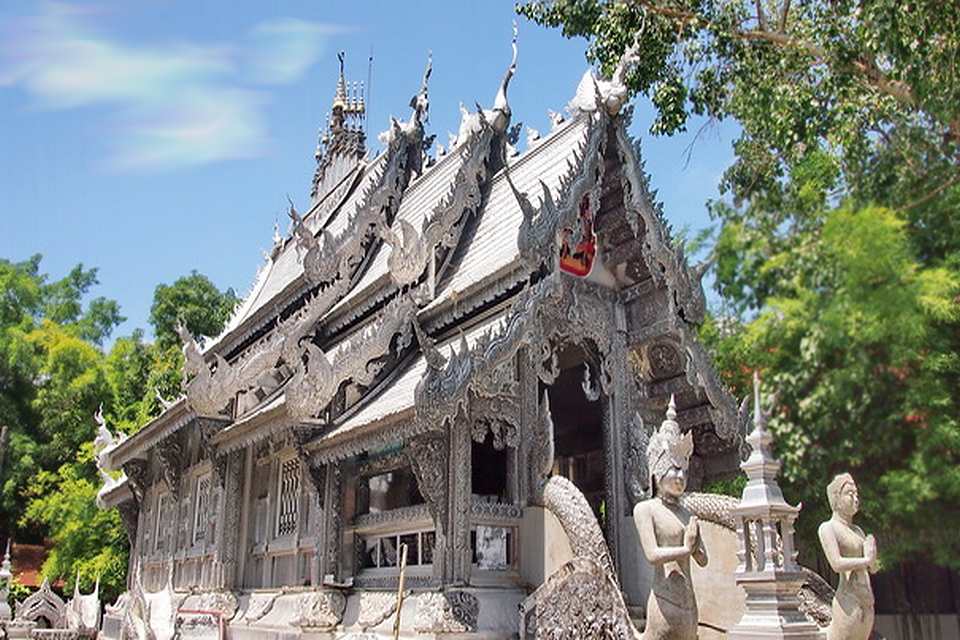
[276,458,301,537]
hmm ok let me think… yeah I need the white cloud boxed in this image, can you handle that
[248,18,343,85]
[0,4,341,171]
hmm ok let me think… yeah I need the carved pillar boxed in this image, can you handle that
[449,421,472,583]
[212,450,243,589]
[322,462,343,582]
[236,446,253,588]
[518,348,538,505]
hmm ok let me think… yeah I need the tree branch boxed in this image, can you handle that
[779,0,791,33]
[634,1,917,108]
[902,174,960,211]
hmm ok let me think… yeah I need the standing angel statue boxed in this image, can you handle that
[633,396,707,640]
[818,473,877,640]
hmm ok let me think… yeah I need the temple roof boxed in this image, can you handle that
[310,308,509,462]
[102,39,745,479]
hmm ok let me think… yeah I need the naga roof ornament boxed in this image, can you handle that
[286,291,418,420]
[569,33,641,116]
[452,21,518,146]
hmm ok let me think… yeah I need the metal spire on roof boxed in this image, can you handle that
[311,51,368,201]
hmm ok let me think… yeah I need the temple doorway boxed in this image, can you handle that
[543,346,607,535]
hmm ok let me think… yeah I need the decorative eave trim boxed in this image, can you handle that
[106,399,202,469]
[308,408,425,464]
[212,397,309,456]
[98,477,134,508]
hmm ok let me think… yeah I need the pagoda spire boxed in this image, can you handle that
[727,372,820,639]
[311,51,367,202]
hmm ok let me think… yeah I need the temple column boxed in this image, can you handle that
[235,446,253,588]
[322,462,343,582]
[449,420,472,584]
[212,450,244,590]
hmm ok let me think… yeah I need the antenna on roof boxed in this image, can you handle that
[367,46,374,128]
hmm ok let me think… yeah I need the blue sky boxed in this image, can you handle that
[0,1,737,342]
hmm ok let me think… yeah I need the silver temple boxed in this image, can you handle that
[89,35,841,640]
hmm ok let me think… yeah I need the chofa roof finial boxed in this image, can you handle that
[492,20,519,125]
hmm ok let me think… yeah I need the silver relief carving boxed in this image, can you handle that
[413,591,479,634]
[519,557,634,640]
[356,591,398,630]
[623,411,651,509]
[286,292,418,419]
[239,592,279,623]
[406,435,448,529]
[612,117,749,446]
[155,434,183,501]
[290,590,346,631]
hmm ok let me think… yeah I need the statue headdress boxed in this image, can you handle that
[646,395,694,488]
[826,472,856,511]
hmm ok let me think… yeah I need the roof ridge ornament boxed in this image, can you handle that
[491,20,519,129]
[569,32,642,116]
[451,21,518,146]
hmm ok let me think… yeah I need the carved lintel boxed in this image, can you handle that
[471,393,521,450]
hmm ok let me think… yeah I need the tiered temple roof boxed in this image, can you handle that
[104,32,744,491]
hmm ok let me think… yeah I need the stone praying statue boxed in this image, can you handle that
[633,396,707,640]
[818,473,877,640]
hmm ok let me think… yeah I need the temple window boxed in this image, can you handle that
[276,457,302,537]
[471,525,514,571]
[355,466,424,516]
[193,473,211,544]
[358,529,436,569]
[471,432,509,504]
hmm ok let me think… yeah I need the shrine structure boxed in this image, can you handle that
[92,30,788,639]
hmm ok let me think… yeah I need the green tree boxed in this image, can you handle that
[21,443,128,603]
[0,257,123,537]
[705,205,960,568]
[518,1,960,263]
[1,255,239,594]
[150,271,237,350]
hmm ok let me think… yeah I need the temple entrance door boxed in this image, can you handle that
[542,346,608,540]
